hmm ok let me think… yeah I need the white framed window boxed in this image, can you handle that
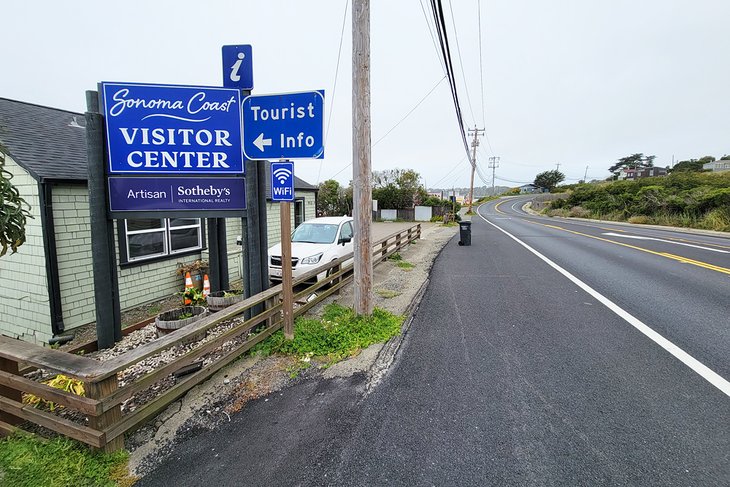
[124,218,203,262]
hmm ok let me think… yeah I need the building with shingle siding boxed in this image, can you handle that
[0,98,317,345]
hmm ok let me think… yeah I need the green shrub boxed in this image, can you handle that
[251,304,403,361]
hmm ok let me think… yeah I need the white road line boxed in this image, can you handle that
[602,232,730,254]
[477,205,730,397]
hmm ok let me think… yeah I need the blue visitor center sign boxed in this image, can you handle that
[101,82,244,174]
[242,90,324,160]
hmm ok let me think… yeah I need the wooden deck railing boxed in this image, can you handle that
[0,224,421,451]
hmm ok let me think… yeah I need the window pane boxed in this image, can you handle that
[127,219,164,232]
[170,227,201,252]
[169,218,199,228]
[128,231,165,259]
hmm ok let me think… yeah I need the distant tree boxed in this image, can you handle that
[317,179,350,216]
[534,170,565,191]
[0,149,33,257]
[371,168,425,209]
[608,153,656,175]
[671,156,714,173]
[721,155,730,160]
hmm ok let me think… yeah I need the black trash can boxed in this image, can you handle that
[458,221,472,246]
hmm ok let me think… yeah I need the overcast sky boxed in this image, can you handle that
[2,0,728,189]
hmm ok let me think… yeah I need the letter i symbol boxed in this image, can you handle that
[230,52,245,82]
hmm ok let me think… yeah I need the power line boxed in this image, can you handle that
[327,76,448,181]
[430,0,470,159]
[447,0,476,126]
[317,0,349,184]
[477,0,486,128]
[419,0,447,75]
[429,154,469,188]
[372,76,447,147]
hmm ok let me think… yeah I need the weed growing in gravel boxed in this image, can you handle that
[376,289,401,299]
[396,261,414,270]
[0,434,135,487]
[388,252,403,261]
[251,303,402,362]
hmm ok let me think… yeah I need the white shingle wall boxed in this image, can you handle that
[0,156,52,344]
[52,185,96,329]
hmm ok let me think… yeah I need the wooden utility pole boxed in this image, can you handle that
[353,0,373,316]
[488,156,500,195]
[467,127,484,212]
[280,201,294,339]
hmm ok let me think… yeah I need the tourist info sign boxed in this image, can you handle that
[271,161,295,202]
[242,91,324,160]
[221,44,253,90]
[101,82,244,174]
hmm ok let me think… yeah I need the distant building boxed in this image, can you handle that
[519,184,541,194]
[618,166,669,180]
[702,160,730,172]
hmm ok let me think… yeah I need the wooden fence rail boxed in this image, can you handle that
[0,224,421,451]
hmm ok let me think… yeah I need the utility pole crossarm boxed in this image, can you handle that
[467,127,484,213]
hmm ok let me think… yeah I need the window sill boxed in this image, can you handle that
[119,247,205,269]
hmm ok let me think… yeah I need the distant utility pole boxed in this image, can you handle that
[352,0,372,316]
[583,165,589,182]
[488,156,500,195]
[467,127,484,212]
[556,162,561,171]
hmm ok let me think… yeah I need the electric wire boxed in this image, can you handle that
[447,0,476,126]
[428,153,469,188]
[420,0,447,75]
[430,0,470,159]
[327,76,449,181]
[317,0,349,184]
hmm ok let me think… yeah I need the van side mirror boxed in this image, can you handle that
[338,236,352,245]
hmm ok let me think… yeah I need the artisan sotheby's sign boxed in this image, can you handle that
[108,177,246,212]
[101,82,243,174]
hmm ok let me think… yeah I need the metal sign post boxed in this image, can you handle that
[272,161,295,339]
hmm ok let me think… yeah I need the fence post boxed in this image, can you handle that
[417,224,421,239]
[332,263,341,296]
[381,241,387,257]
[0,358,22,427]
[86,377,123,452]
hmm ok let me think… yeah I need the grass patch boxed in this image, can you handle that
[441,221,458,227]
[388,252,402,261]
[0,434,135,487]
[396,261,414,270]
[375,289,401,299]
[251,303,402,362]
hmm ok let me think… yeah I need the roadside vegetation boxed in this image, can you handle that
[251,303,403,363]
[546,172,730,231]
[0,434,135,487]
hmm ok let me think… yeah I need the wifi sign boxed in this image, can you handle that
[271,161,295,202]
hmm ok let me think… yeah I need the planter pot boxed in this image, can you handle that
[206,290,244,312]
[155,306,209,342]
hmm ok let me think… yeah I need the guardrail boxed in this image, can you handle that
[0,224,421,451]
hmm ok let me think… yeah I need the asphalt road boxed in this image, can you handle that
[139,201,729,486]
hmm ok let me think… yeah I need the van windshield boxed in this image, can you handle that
[291,223,338,244]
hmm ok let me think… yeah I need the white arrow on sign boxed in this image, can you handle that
[253,133,272,152]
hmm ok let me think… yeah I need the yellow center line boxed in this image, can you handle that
[525,220,730,276]
[494,200,508,215]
